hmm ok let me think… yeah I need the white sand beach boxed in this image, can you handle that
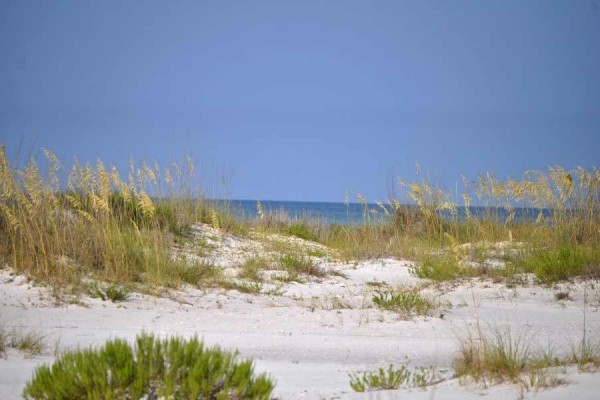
[1,225,599,399]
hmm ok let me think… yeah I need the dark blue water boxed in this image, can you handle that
[211,199,550,225]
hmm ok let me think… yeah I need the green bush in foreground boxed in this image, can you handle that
[23,333,275,400]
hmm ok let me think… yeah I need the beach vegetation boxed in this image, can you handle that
[554,290,571,301]
[277,253,325,280]
[286,222,319,242]
[518,246,600,285]
[1,145,599,297]
[9,328,45,356]
[222,280,263,294]
[238,257,269,282]
[0,146,238,295]
[570,336,600,371]
[454,326,533,383]
[23,333,274,400]
[0,323,45,357]
[358,166,600,285]
[104,284,129,303]
[371,287,437,319]
[349,364,437,392]
[411,256,466,281]
[171,261,221,288]
[0,323,8,357]
[451,324,583,390]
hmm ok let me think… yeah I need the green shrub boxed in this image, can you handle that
[23,333,275,400]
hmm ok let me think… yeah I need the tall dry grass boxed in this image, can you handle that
[0,146,233,290]
[1,144,598,287]
[393,167,600,282]
[319,166,600,283]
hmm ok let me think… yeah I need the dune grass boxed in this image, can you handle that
[349,364,437,392]
[452,323,600,390]
[238,257,269,282]
[371,287,438,319]
[328,166,600,285]
[277,253,326,282]
[0,323,45,357]
[1,145,598,294]
[0,147,240,292]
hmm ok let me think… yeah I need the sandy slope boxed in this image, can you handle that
[1,226,599,399]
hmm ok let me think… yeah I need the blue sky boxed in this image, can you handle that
[1,1,599,202]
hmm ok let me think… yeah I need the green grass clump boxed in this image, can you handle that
[520,247,600,285]
[10,329,45,356]
[171,261,221,287]
[453,326,556,384]
[83,281,107,300]
[349,364,409,392]
[286,223,319,242]
[0,325,45,357]
[0,324,7,356]
[23,333,275,400]
[1,323,46,357]
[238,257,269,282]
[372,288,436,318]
[222,281,263,294]
[104,284,129,302]
[278,253,325,280]
[411,257,469,281]
[349,364,436,392]
[570,337,600,370]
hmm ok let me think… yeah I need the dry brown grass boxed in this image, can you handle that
[1,145,598,289]
[0,146,236,291]
[327,166,600,283]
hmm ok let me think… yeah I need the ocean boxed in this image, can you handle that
[213,199,380,224]
[211,199,550,225]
